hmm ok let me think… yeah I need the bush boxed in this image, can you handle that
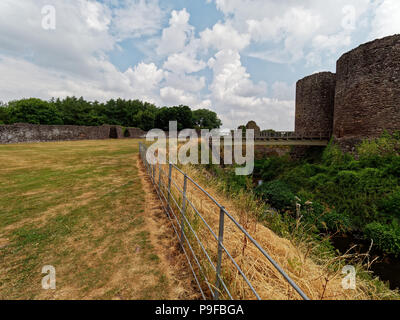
[357,132,400,168]
[300,199,351,233]
[309,173,331,189]
[322,143,352,168]
[345,160,361,171]
[321,210,352,233]
[256,180,295,211]
[280,164,316,192]
[357,168,395,194]
[252,132,400,255]
[378,189,400,220]
[225,169,251,193]
[254,157,290,182]
[335,170,359,188]
[364,222,400,257]
[383,156,400,177]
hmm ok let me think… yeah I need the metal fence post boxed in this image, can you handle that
[214,206,225,300]
[167,164,172,211]
[181,174,188,244]
[158,163,162,191]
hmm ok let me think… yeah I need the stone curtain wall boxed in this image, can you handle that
[109,126,124,139]
[0,124,110,144]
[333,34,400,145]
[295,72,336,137]
[125,127,146,138]
[0,124,145,144]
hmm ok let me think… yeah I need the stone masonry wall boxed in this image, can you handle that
[125,127,146,138]
[0,124,119,144]
[295,72,336,137]
[333,34,400,144]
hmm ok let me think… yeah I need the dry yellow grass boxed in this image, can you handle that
[0,139,196,300]
[144,144,396,300]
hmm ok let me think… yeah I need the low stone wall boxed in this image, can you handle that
[125,127,146,138]
[0,123,130,144]
[109,126,124,139]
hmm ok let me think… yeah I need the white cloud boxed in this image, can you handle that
[125,62,165,102]
[0,54,169,106]
[271,82,295,101]
[0,0,115,77]
[3,0,400,132]
[160,87,200,107]
[163,52,206,74]
[305,52,322,68]
[247,7,321,44]
[208,50,266,100]
[200,22,250,51]
[312,33,352,54]
[208,49,293,130]
[212,0,371,64]
[0,0,166,105]
[112,0,164,40]
[164,73,206,93]
[126,62,164,88]
[370,0,400,39]
[81,0,111,32]
[157,8,193,56]
[0,55,125,101]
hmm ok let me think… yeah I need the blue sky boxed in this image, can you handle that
[0,0,399,130]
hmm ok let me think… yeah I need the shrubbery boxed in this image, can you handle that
[253,132,400,255]
[364,222,400,257]
[378,189,400,222]
[255,180,295,211]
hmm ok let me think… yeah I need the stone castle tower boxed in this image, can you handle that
[295,72,336,138]
[295,34,400,149]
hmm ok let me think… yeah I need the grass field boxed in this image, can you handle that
[0,139,193,300]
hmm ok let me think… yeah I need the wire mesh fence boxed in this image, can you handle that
[139,142,309,300]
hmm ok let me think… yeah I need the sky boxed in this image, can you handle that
[0,0,399,130]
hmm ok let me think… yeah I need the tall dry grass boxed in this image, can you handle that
[143,141,398,300]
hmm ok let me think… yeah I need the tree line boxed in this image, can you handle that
[0,97,222,131]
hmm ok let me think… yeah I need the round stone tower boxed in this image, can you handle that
[334,34,400,144]
[295,72,336,137]
[246,121,261,136]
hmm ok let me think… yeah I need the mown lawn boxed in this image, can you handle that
[0,139,172,300]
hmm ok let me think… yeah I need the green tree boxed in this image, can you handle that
[192,109,222,129]
[7,98,63,125]
[54,96,95,126]
[133,110,156,131]
[155,105,193,131]
[2,97,222,133]
[0,102,9,124]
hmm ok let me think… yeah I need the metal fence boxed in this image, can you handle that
[139,142,309,300]
[257,131,331,141]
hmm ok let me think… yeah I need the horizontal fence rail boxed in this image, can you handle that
[139,142,309,300]
[256,131,331,141]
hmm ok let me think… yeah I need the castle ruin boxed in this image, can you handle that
[296,34,400,150]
